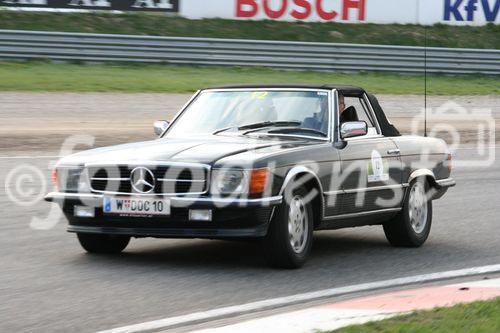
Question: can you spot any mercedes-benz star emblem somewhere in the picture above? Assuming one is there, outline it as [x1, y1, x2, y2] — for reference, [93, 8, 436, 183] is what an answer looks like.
[130, 167, 155, 194]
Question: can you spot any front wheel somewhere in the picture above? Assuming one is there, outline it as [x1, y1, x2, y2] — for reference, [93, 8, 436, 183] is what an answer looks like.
[77, 233, 130, 254]
[264, 185, 314, 268]
[383, 179, 432, 247]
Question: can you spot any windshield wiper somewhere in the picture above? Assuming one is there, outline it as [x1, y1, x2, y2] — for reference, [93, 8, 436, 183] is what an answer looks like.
[266, 127, 327, 138]
[212, 121, 301, 135]
[239, 121, 301, 130]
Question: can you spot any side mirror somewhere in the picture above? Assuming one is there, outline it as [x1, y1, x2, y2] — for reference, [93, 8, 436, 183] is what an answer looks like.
[154, 120, 170, 136]
[340, 121, 368, 139]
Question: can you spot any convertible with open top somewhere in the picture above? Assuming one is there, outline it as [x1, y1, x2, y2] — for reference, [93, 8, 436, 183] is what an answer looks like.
[45, 85, 455, 268]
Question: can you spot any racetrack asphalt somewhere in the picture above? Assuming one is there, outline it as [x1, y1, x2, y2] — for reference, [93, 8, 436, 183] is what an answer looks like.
[0, 93, 499, 332]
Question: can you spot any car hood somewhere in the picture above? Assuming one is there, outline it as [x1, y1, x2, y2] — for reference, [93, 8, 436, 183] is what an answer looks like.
[57, 135, 316, 167]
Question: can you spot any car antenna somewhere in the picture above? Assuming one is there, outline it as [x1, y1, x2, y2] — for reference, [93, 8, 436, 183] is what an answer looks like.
[424, 23, 428, 137]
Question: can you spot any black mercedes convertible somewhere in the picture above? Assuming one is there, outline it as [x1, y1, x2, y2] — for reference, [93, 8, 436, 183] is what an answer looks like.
[46, 85, 455, 268]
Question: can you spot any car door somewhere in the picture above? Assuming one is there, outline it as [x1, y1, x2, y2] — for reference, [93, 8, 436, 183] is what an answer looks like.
[337, 95, 403, 215]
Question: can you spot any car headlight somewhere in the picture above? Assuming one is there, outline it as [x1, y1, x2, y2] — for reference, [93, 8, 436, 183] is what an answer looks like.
[53, 167, 90, 193]
[211, 168, 269, 195]
[211, 169, 248, 195]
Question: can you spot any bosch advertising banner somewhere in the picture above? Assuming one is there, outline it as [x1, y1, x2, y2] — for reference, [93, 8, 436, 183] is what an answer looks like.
[180, 0, 499, 26]
[0, 0, 179, 12]
[234, 0, 366, 21]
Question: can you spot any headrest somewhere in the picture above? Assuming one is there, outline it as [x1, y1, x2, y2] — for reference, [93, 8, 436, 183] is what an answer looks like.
[341, 106, 359, 123]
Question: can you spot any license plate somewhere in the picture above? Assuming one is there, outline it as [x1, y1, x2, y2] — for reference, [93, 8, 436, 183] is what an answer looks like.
[103, 197, 170, 216]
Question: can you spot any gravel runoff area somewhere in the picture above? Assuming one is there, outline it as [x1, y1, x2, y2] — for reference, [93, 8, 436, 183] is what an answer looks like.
[1, 93, 499, 155]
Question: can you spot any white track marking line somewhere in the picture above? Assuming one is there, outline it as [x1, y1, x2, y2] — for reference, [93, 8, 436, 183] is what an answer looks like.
[193, 278, 500, 333]
[191, 308, 396, 333]
[97, 264, 500, 333]
[450, 277, 500, 289]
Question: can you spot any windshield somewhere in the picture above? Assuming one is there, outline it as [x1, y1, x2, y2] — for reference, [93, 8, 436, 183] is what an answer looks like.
[165, 90, 331, 138]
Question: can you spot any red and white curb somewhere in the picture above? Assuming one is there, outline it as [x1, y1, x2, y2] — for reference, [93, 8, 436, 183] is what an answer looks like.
[192, 278, 500, 333]
[99, 265, 500, 333]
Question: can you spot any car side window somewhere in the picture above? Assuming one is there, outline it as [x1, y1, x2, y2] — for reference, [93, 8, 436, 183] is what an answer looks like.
[344, 97, 379, 136]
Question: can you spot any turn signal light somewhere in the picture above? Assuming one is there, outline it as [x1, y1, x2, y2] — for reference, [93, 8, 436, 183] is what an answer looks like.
[249, 168, 270, 194]
[447, 153, 453, 173]
[51, 169, 59, 190]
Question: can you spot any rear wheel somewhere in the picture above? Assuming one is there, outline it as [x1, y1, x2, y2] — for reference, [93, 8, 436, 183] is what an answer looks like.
[265, 185, 314, 268]
[77, 233, 130, 254]
[383, 178, 432, 247]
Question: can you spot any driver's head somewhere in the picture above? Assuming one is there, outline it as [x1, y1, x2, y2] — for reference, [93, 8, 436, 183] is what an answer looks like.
[338, 94, 346, 114]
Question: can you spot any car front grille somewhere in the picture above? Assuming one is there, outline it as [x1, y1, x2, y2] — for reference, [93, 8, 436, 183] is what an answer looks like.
[87, 164, 209, 195]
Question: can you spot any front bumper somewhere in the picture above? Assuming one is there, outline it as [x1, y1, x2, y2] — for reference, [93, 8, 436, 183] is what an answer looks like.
[44, 192, 282, 208]
[66, 224, 270, 238]
[433, 177, 456, 200]
[45, 192, 282, 238]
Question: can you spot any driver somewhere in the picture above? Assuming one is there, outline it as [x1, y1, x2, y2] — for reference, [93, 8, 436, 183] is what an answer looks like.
[339, 94, 346, 114]
[339, 94, 359, 124]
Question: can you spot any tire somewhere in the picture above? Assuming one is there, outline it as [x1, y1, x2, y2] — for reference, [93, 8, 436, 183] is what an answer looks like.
[383, 178, 432, 247]
[77, 233, 130, 254]
[264, 185, 314, 268]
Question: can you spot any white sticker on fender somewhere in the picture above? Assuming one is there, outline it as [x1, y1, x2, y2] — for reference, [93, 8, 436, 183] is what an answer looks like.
[368, 150, 389, 183]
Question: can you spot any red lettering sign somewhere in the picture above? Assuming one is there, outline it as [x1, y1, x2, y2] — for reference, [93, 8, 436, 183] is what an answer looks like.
[342, 0, 365, 20]
[263, 0, 288, 18]
[236, 0, 258, 17]
[317, 0, 338, 20]
[291, 0, 312, 20]
[235, 0, 366, 21]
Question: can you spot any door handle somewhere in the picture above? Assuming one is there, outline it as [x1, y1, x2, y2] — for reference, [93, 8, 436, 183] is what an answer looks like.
[387, 149, 401, 155]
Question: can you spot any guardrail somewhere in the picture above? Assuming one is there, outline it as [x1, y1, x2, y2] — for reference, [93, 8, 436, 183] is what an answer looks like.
[0, 29, 499, 75]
